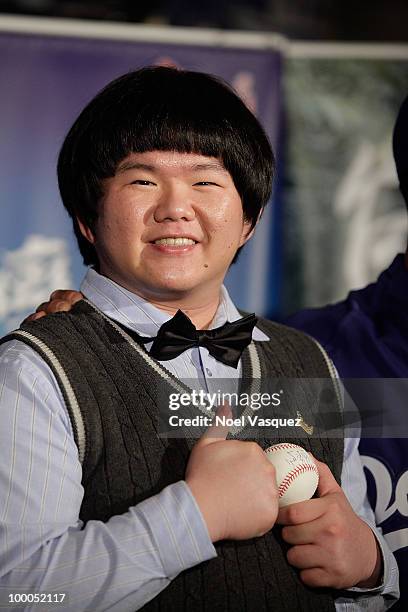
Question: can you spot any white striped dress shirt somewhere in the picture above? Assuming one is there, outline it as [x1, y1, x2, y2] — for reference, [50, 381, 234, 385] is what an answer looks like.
[0, 269, 399, 610]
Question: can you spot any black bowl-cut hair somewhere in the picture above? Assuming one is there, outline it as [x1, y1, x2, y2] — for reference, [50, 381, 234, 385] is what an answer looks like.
[57, 66, 275, 266]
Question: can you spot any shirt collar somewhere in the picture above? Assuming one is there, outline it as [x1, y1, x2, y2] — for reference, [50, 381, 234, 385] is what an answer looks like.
[80, 268, 268, 341]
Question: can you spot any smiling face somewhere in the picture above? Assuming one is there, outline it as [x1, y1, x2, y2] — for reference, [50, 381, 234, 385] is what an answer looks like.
[79, 150, 254, 306]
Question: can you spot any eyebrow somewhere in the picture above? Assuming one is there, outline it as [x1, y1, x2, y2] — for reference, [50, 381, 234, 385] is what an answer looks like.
[116, 160, 228, 175]
[116, 162, 155, 174]
[192, 163, 229, 174]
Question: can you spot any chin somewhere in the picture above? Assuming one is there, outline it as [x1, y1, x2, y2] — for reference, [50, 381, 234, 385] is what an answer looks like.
[152, 281, 198, 296]
[152, 272, 200, 289]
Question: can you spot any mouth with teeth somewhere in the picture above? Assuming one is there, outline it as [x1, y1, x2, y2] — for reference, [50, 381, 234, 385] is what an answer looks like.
[150, 237, 198, 252]
[154, 237, 196, 246]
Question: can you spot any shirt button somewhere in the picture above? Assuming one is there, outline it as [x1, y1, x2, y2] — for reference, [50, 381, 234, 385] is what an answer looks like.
[206, 368, 213, 377]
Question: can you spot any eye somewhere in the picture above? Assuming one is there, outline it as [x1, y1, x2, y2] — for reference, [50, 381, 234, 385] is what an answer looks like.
[194, 181, 219, 186]
[130, 179, 155, 186]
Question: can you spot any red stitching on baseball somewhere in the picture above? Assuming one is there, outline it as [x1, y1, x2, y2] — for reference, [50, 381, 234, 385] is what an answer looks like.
[278, 463, 318, 497]
[265, 443, 299, 454]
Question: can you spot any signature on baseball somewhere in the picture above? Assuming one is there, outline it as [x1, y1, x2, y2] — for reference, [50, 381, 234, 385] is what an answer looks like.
[264, 443, 319, 507]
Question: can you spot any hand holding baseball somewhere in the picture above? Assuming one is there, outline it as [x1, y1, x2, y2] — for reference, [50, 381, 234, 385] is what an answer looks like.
[277, 459, 382, 589]
[185, 405, 279, 543]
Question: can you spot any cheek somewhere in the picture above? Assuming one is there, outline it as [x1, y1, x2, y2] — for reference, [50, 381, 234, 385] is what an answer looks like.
[209, 195, 243, 227]
[97, 203, 144, 247]
[210, 209, 246, 251]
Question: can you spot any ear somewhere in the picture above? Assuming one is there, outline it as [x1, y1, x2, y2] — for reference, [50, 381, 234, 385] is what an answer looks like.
[77, 216, 96, 245]
[238, 223, 255, 247]
[238, 207, 264, 247]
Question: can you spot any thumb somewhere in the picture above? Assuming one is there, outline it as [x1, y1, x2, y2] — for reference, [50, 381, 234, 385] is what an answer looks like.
[315, 459, 342, 497]
[199, 403, 232, 446]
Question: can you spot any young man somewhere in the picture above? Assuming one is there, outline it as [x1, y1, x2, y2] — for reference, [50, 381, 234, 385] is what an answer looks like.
[0, 67, 398, 611]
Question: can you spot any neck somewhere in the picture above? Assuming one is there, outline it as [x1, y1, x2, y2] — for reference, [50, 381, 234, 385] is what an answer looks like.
[98, 271, 225, 329]
[122, 280, 222, 329]
[147, 294, 221, 329]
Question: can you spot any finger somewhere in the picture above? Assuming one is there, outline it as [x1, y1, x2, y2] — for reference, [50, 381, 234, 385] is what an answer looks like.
[199, 403, 232, 446]
[50, 289, 83, 303]
[277, 497, 326, 525]
[35, 302, 50, 313]
[22, 311, 46, 324]
[299, 568, 332, 588]
[281, 519, 321, 545]
[315, 460, 342, 497]
[45, 300, 72, 314]
[35, 301, 70, 315]
[287, 544, 327, 570]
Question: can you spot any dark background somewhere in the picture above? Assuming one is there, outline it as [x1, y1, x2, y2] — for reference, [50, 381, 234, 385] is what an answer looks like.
[1, 0, 407, 42]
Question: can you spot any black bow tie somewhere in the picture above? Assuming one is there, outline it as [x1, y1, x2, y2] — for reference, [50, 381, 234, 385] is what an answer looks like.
[140, 309, 257, 368]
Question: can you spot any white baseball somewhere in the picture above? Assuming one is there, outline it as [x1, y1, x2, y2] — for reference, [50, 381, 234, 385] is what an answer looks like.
[264, 443, 319, 507]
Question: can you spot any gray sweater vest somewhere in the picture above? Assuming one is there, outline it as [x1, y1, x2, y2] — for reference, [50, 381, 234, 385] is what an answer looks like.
[5, 300, 344, 612]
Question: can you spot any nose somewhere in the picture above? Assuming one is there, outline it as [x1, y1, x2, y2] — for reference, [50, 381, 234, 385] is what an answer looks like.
[153, 183, 196, 223]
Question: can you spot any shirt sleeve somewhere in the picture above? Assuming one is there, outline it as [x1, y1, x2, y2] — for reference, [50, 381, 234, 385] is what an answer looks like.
[334, 435, 399, 611]
[0, 340, 216, 611]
